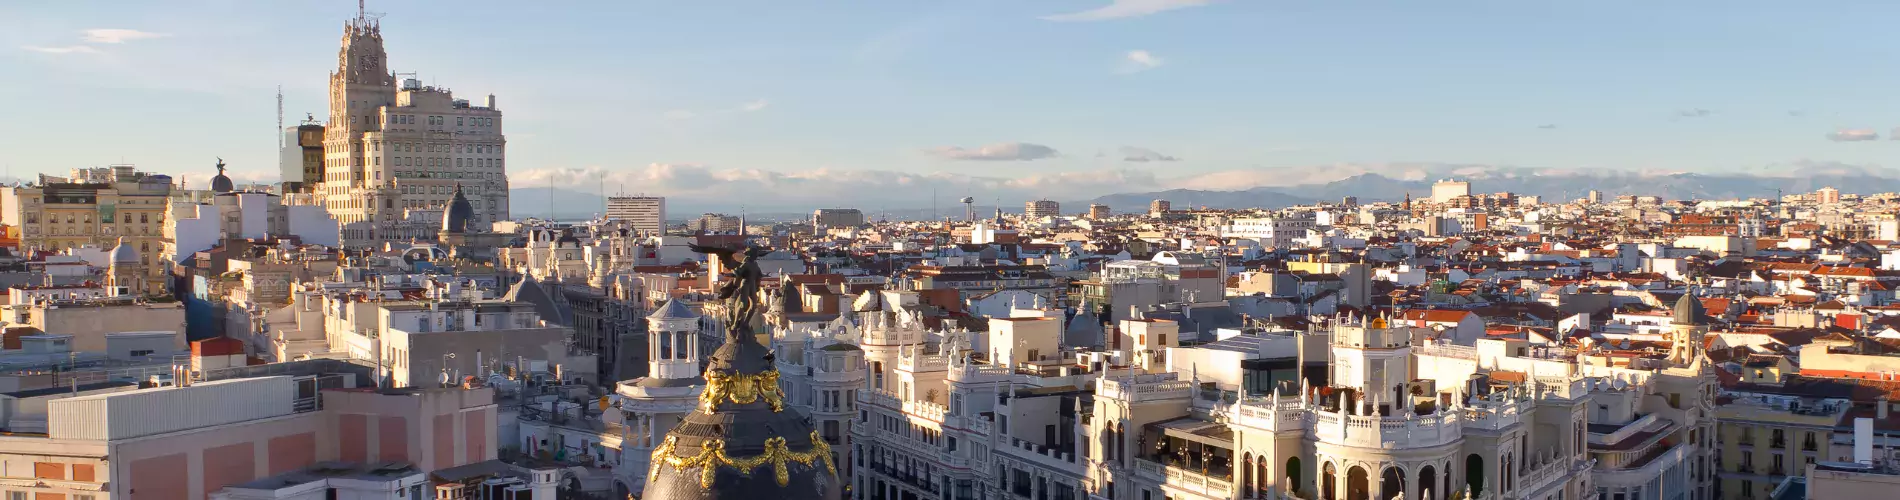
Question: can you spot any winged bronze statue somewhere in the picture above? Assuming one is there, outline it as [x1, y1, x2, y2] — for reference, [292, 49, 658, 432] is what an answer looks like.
[689, 243, 772, 339]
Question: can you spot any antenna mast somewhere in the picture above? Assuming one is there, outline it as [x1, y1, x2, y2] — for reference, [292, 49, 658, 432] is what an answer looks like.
[276, 86, 284, 151]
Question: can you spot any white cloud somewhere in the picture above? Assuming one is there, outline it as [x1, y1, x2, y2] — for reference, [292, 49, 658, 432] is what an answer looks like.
[1676, 108, 1712, 118]
[1119, 146, 1177, 162]
[1828, 129, 1879, 142]
[741, 99, 770, 112]
[515, 163, 1161, 210]
[80, 29, 169, 44]
[1119, 50, 1163, 73]
[22, 45, 100, 55]
[926, 142, 1060, 161]
[1043, 0, 1212, 22]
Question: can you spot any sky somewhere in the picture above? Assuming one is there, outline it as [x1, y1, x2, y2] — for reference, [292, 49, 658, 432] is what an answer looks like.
[6, 0, 1900, 210]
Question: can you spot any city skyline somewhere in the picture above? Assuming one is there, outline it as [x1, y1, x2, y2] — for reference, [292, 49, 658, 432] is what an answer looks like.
[9, 1, 1900, 209]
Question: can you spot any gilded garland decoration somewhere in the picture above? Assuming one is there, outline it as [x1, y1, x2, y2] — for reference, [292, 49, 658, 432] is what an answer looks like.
[700, 370, 786, 412]
[648, 430, 839, 488]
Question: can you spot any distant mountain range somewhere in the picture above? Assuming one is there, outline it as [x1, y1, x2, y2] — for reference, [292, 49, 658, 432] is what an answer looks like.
[510, 162, 1900, 220]
[1077, 170, 1900, 211]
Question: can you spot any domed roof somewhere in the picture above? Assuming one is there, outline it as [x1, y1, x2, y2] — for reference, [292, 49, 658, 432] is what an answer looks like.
[210, 158, 234, 193]
[648, 298, 699, 321]
[441, 184, 474, 234]
[109, 237, 139, 264]
[1672, 293, 1706, 326]
[642, 339, 839, 500]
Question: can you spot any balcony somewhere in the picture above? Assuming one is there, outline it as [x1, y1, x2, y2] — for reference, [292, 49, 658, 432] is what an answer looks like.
[867, 462, 940, 494]
[999, 437, 1076, 469]
[947, 362, 1013, 383]
[1311, 409, 1462, 448]
[1771, 438, 1786, 449]
[1134, 459, 1233, 499]
[1098, 373, 1191, 401]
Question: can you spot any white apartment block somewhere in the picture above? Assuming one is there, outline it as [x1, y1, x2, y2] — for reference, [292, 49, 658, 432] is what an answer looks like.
[1223, 216, 1317, 250]
[607, 196, 666, 235]
[1432, 180, 1472, 204]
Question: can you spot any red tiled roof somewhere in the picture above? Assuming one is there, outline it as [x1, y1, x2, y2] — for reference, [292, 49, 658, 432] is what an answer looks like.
[1402, 309, 1474, 323]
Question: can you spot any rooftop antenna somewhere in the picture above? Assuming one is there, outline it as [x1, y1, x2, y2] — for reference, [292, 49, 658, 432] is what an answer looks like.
[276, 86, 284, 152]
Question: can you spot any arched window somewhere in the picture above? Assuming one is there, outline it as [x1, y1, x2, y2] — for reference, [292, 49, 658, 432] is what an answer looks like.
[1419, 465, 1438, 500]
[1346, 466, 1369, 500]
[1323, 462, 1337, 500]
[1380, 467, 1404, 500]
[1242, 454, 1254, 499]
[1466, 454, 1486, 498]
[1285, 456, 1302, 497]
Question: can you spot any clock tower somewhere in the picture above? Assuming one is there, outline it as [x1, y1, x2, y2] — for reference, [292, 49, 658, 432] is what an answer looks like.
[322, 9, 398, 244]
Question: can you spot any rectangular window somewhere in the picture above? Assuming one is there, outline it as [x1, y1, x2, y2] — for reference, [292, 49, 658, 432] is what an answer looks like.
[33, 462, 64, 480]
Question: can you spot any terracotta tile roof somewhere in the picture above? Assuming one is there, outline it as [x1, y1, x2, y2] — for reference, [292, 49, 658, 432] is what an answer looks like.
[1401, 309, 1475, 323]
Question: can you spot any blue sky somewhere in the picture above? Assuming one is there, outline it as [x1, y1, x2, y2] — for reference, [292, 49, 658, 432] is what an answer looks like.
[5, 0, 1900, 208]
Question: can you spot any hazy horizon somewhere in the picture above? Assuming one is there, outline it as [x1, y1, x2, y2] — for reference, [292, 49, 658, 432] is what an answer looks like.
[10, 1, 1900, 209]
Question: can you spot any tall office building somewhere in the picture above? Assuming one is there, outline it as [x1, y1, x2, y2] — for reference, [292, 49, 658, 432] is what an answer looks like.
[319, 11, 509, 247]
[278, 123, 324, 193]
[606, 196, 665, 235]
[812, 208, 865, 228]
[1816, 186, 1842, 205]
[1088, 203, 1111, 219]
[1024, 199, 1061, 219]
[1431, 179, 1471, 203]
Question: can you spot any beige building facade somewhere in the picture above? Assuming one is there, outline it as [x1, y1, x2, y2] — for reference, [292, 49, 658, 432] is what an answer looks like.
[321, 15, 509, 247]
[0, 166, 172, 269]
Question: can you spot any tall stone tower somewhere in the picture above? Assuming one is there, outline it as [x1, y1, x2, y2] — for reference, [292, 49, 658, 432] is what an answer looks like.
[323, 10, 397, 241]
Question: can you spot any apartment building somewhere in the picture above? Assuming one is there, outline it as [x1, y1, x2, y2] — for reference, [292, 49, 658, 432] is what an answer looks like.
[1025, 200, 1061, 220]
[0, 359, 499, 500]
[814, 208, 868, 228]
[605, 197, 666, 236]
[0, 166, 172, 267]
